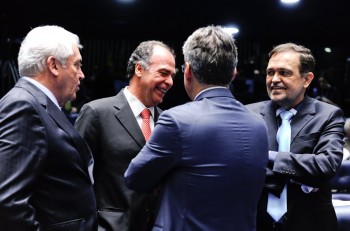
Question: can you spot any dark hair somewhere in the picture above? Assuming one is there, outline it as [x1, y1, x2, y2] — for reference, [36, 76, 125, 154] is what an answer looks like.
[182, 25, 238, 85]
[269, 43, 315, 76]
[125, 40, 175, 79]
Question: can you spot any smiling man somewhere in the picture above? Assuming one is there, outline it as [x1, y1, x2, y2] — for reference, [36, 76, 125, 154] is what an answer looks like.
[75, 40, 176, 231]
[124, 25, 269, 231]
[246, 43, 345, 231]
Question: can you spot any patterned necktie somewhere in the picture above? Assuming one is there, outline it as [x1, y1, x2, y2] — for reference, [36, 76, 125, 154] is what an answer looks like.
[140, 108, 152, 141]
[267, 110, 294, 222]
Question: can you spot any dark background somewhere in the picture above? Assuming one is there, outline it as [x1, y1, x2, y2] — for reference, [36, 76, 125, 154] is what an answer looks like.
[1, 0, 350, 115]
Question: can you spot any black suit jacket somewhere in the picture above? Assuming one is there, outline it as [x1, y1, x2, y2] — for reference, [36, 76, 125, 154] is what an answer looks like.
[246, 96, 344, 231]
[0, 78, 97, 230]
[75, 90, 161, 231]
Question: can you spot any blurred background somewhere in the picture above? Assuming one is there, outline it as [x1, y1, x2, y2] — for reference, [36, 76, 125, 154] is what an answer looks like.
[1, 0, 350, 116]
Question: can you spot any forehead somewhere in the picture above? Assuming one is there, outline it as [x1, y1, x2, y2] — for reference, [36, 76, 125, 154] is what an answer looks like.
[149, 45, 175, 65]
[267, 51, 300, 70]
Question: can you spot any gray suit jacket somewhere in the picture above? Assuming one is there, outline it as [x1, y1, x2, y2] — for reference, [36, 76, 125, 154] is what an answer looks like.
[0, 78, 97, 230]
[75, 90, 161, 231]
[246, 96, 345, 230]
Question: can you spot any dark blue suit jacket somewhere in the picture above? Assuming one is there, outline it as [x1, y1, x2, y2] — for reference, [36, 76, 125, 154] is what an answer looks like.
[0, 78, 97, 230]
[125, 88, 269, 231]
[246, 96, 344, 231]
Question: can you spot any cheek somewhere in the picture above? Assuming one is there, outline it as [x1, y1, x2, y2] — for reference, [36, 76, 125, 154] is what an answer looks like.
[287, 84, 302, 96]
[71, 71, 79, 82]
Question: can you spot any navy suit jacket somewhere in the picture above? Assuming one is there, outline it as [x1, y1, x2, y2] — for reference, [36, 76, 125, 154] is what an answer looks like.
[246, 96, 344, 230]
[75, 90, 162, 231]
[0, 78, 97, 230]
[125, 88, 269, 231]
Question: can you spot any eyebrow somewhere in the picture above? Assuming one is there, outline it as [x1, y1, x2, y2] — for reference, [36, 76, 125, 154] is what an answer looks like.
[159, 68, 174, 74]
[74, 59, 83, 64]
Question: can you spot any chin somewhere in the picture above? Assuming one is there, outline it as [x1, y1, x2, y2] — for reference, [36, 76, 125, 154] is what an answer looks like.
[69, 95, 77, 102]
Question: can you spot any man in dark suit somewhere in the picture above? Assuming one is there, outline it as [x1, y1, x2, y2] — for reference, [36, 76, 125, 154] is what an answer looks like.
[74, 41, 176, 231]
[0, 25, 97, 230]
[124, 25, 269, 231]
[246, 43, 345, 231]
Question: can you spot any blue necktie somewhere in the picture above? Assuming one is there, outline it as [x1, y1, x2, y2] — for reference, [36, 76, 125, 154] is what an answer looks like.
[267, 110, 294, 222]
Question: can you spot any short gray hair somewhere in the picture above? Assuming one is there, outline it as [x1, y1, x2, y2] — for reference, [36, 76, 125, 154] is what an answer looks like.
[18, 25, 82, 77]
[125, 40, 175, 79]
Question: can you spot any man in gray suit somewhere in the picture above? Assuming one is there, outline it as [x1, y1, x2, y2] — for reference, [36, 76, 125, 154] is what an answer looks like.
[0, 25, 97, 230]
[75, 40, 176, 231]
[246, 43, 344, 231]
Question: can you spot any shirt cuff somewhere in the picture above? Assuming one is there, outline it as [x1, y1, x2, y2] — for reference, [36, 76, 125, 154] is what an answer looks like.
[301, 185, 319, 193]
[268, 151, 278, 162]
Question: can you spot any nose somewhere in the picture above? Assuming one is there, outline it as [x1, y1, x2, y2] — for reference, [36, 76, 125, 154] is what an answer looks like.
[271, 73, 281, 82]
[165, 75, 173, 87]
[79, 69, 85, 80]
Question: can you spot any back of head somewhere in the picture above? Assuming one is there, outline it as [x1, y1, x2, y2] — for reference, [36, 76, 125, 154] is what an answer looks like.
[125, 40, 175, 79]
[182, 25, 238, 85]
[18, 25, 82, 77]
[269, 42, 315, 76]
[345, 118, 350, 138]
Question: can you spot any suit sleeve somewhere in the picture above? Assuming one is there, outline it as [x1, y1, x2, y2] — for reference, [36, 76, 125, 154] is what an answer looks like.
[0, 99, 47, 230]
[74, 104, 99, 158]
[124, 110, 181, 192]
[273, 107, 344, 187]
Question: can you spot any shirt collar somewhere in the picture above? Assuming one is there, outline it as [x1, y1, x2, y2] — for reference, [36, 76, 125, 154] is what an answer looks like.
[194, 86, 227, 101]
[22, 77, 61, 109]
[123, 87, 154, 118]
[276, 107, 297, 117]
[275, 98, 305, 117]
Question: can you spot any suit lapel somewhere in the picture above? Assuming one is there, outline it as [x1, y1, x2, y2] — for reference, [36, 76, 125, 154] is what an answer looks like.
[46, 100, 83, 147]
[113, 92, 145, 148]
[259, 101, 279, 151]
[46, 101, 91, 172]
[112, 91, 163, 148]
[18, 78, 91, 175]
[290, 96, 316, 145]
[259, 97, 316, 150]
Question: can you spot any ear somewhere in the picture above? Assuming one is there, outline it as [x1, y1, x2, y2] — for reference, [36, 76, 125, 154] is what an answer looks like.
[231, 67, 237, 81]
[303, 72, 314, 89]
[183, 62, 192, 81]
[47, 56, 59, 77]
[135, 63, 142, 77]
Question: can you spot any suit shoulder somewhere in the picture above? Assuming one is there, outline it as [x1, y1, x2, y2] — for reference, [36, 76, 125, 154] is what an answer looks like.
[82, 95, 119, 109]
[245, 107, 268, 126]
[159, 103, 195, 120]
[245, 100, 268, 112]
[311, 97, 344, 115]
[0, 88, 39, 109]
[245, 100, 268, 107]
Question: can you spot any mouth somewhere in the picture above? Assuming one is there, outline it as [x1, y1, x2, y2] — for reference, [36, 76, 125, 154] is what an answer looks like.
[156, 86, 168, 95]
[271, 86, 286, 91]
